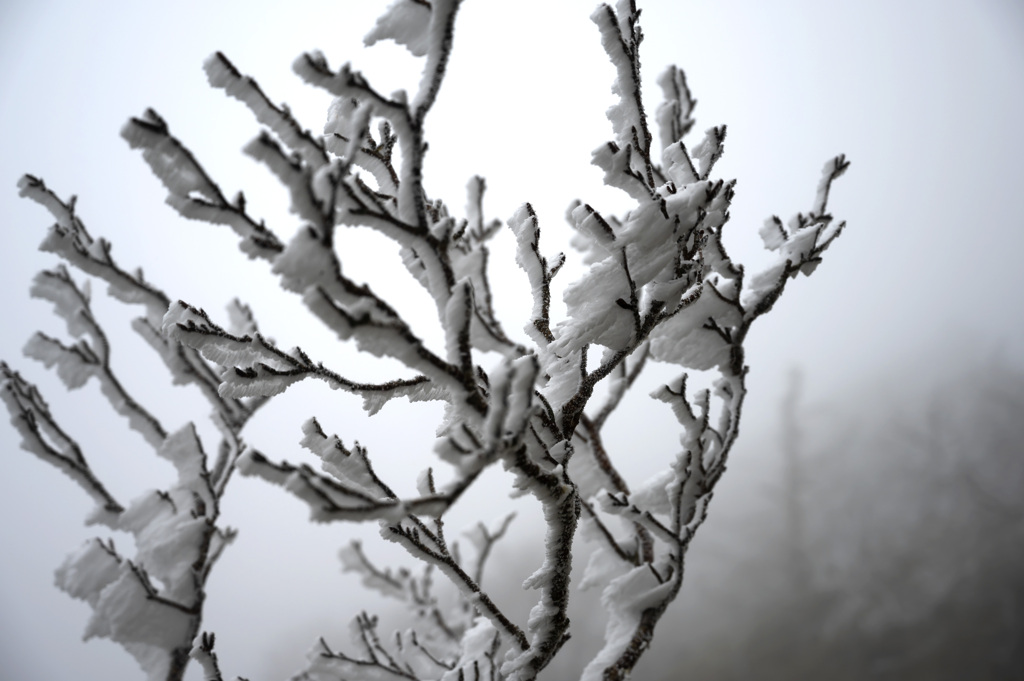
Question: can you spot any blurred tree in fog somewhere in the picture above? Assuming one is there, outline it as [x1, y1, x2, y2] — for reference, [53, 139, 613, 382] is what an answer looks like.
[642, 360, 1024, 680]
[831, 360, 1024, 678]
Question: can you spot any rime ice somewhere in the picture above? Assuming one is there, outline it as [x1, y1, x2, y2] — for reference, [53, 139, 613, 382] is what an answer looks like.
[4, 1, 847, 679]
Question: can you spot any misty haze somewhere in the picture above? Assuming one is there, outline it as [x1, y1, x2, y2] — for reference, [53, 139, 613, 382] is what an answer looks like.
[1, 1, 1022, 679]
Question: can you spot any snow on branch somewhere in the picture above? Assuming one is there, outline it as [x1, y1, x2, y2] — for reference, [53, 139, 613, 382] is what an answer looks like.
[743, 154, 850, 320]
[365, 0, 433, 57]
[6, 1, 849, 679]
[163, 299, 449, 414]
[24, 266, 168, 449]
[508, 203, 563, 346]
[10, 181, 251, 425]
[592, 0, 656, 188]
[2, 364, 242, 679]
[0, 362, 124, 523]
[17, 175, 171, 327]
[189, 631, 226, 681]
[9, 179, 259, 679]
[655, 65, 696, 154]
[205, 51, 330, 171]
[366, 0, 464, 121]
[327, 519, 518, 681]
[121, 109, 285, 261]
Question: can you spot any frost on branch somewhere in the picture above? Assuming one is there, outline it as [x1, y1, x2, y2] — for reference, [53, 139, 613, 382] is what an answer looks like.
[6, 183, 257, 680]
[6, 0, 848, 679]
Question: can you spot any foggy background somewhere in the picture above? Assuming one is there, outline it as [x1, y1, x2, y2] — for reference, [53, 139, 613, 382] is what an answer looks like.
[1, 0, 1022, 679]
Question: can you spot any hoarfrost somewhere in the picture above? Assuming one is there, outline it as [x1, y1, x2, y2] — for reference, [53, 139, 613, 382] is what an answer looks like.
[4, 0, 849, 678]
[364, 0, 432, 57]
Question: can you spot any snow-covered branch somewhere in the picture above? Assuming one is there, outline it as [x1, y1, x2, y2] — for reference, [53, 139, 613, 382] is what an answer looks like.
[6, 184, 260, 679]
[5, 1, 848, 679]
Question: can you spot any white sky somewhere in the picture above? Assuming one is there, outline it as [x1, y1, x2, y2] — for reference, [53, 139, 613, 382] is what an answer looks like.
[1, 1, 1022, 679]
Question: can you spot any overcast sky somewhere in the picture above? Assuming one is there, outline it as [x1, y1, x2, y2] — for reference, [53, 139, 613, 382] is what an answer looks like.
[1, 1, 1022, 679]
